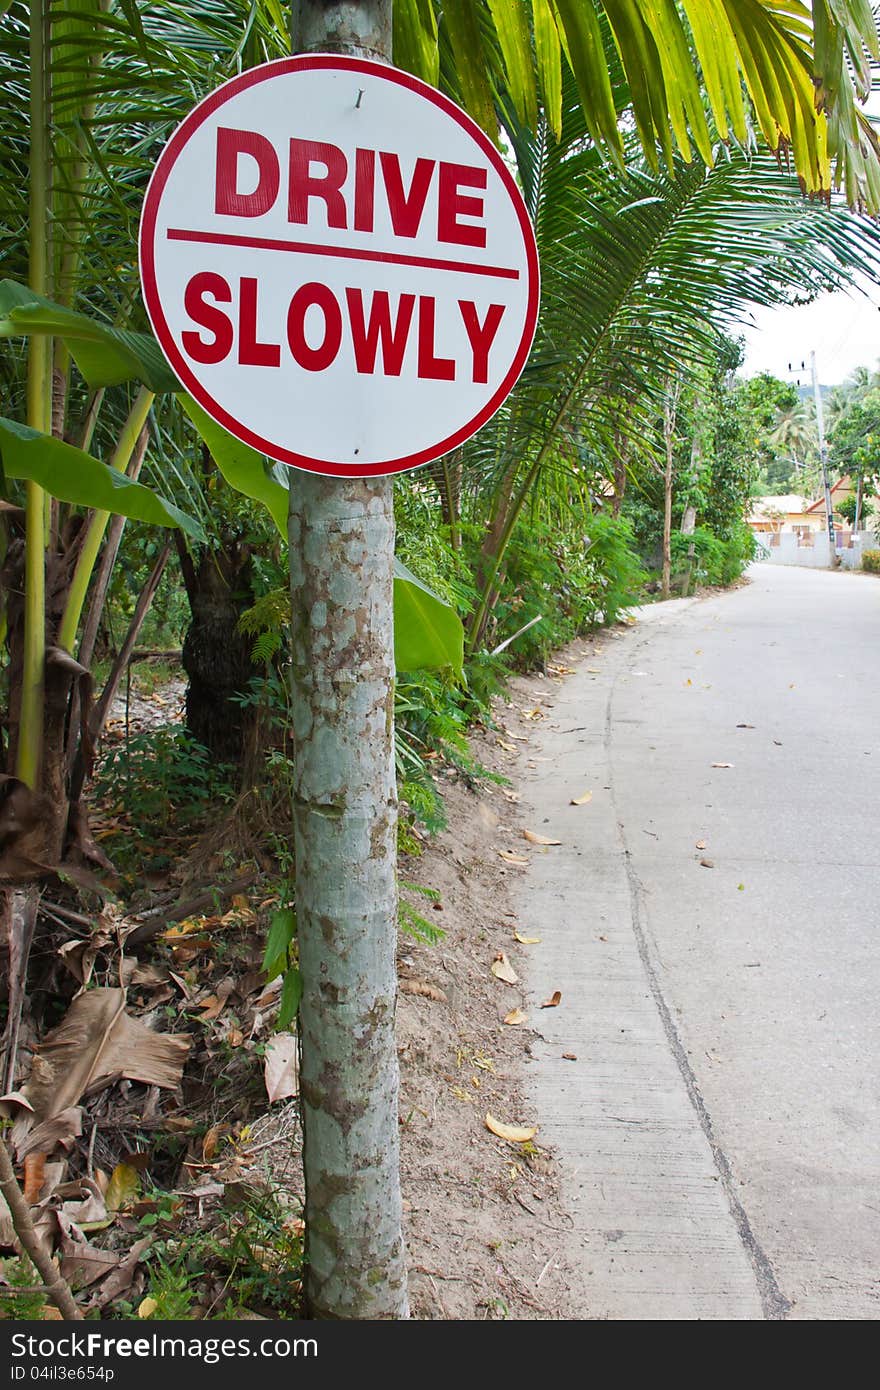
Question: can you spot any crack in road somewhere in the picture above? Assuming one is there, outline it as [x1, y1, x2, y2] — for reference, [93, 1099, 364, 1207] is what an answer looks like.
[605, 619, 792, 1321]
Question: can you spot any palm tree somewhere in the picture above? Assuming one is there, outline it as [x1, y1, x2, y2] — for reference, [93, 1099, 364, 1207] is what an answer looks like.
[457, 87, 880, 647]
[4, 0, 880, 1322]
[767, 400, 821, 485]
[397, 1, 880, 211]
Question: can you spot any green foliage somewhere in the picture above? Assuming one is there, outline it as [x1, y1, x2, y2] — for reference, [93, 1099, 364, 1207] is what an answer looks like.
[829, 386, 880, 501]
[482, 513, 646, 669]
[262, 908, 296, 983]
[238, 588, 289, 665]
[0, 1255, 48, 1319]
[398, 881, 445, 946]
[862, 549, 880, 573]
[278, 968, 303, 1030]
[837, 494, 873, 525]
[395, 483, 477, 615]
[0, 414, 203, 538]
[93, 729, 235, 864]
[741, 371, 800, 491]
[672, 522, 756, 586]
[136, 1189, 304, 1320]
[585, 514, 650, 624]
[260, 906, 301, 1029]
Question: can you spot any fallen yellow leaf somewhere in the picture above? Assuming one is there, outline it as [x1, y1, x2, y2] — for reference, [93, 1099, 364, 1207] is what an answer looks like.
[138, 1297, 158, 1320]
[570, 790, 593, 806]
[540, 990, 562, 1008]
[491, 952, 518, 984]
[503, 1008, 528, 1025]
[514, 931, 542, 945]
[498, 850, 529, 865]
[105, 1161, 140, 1213]
[485, 1113, 538, 1143]
[523, 829, 561, 846]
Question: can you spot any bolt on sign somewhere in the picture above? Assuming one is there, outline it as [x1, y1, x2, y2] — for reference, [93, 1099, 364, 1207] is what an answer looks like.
[140, 55, 539, 478]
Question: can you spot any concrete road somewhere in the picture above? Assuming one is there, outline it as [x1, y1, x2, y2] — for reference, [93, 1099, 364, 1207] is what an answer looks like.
[518, 564, 880, 1320]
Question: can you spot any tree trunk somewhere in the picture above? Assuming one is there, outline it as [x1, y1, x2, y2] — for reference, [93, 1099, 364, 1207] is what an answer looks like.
[176, 537, 256, 766]
[661, 387, 679, 600]
[289, 0, 407, 1322]
[289, 474, 407, 1320]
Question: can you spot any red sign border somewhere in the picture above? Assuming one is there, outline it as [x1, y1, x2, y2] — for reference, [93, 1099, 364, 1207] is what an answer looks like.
[139, 54, 540, 479]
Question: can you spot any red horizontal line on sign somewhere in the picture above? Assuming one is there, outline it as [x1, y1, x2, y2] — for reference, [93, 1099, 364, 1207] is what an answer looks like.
[166, 228, 520, 280]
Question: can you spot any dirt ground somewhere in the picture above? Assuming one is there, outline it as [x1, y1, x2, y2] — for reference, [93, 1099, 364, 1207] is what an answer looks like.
[397, 635, 608, 1320]
[9, 649, 607, 1321]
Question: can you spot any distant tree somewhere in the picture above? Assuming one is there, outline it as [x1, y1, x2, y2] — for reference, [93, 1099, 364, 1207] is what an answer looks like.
[766, 400, 820, 492]
[829, 386, 880, 526]
[739, 373, 800, 490]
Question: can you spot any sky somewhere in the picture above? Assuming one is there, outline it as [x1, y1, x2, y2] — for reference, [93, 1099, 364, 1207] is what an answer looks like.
[739, 91, 880, 390]
[738, 277, 880, 388]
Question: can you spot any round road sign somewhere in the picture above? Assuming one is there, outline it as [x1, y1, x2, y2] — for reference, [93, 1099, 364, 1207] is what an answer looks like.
[139, 55, 539, 478]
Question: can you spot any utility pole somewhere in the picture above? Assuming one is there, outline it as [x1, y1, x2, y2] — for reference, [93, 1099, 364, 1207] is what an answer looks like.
[787, 353, 838, 566]
[809, 350, 839, 565]
[288, 1, 408, 1319]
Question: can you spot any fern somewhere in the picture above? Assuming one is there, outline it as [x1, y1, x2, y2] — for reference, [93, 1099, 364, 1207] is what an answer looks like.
[398, 880, 445, 946]
[238, 588, 288, 665]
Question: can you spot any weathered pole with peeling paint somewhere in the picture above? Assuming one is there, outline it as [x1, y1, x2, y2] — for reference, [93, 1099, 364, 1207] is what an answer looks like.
[288, 0, 409, 1320]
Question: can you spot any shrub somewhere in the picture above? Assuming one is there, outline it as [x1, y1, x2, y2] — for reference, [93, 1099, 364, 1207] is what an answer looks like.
[671, 521, 754, 587]
[480, 513, 647, 669]
[862, 549, 880, 573]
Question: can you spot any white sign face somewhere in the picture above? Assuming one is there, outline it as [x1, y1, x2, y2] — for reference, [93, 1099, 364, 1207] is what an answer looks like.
[140, 55, 539, 477]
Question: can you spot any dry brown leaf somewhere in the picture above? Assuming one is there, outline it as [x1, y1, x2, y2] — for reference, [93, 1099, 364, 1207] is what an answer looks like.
[570, 790, 593, 806]
[264, 1034, 299, 1104]
[540, 990, 562, 1008]
[498, 850, 529, 865]
[699, 858, 715, 869]
[201, 1124, 228, 1162]
[226, 1026, 244, 1047]
[85, 1236, 152, 1309]
[60, 1181, 110, 1233]
[485, 1113, 538, 1143]
[399, 979, 448, 1002]
[695, 840, 707, 850]
[513, 931, 542, 945]
[0, 1191, 17, 1247]
[12, 988, 190, 1159]
[711, 762, 734, 769]
[503, 1008, 528, 1026]
[22, 1152, 46, 1203]
[193, 991, 230, 1022]
[562, 1053, 578, 1061]
[522, 829, 561, 846]
[490, 952, 518, 985]
[0, 1090, 35, 1117]
[58, 1221, 121, 1289]
[162, 1117, 195, 1134]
